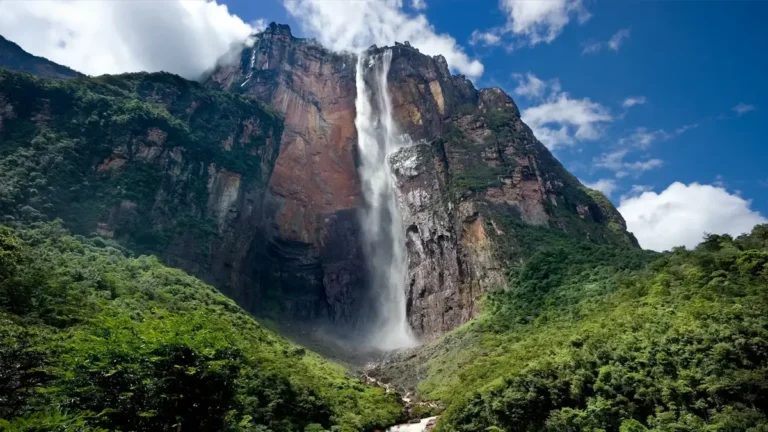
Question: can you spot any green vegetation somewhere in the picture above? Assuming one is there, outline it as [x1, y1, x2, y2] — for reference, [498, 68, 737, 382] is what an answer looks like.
[0, 223, 401, 431]
[409, 226, 768, 432]
[0, 68, 281, 254]
[442, 123, 508, 198]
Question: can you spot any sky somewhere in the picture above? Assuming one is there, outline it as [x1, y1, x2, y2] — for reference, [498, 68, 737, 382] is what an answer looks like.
[0, 0, 766, 251]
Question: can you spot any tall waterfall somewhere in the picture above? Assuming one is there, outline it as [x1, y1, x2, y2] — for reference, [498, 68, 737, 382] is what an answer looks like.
[355, 49, 418, 350]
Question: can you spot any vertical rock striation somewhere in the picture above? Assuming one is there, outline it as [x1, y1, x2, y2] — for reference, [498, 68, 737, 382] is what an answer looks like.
[207, 23, 366, 325]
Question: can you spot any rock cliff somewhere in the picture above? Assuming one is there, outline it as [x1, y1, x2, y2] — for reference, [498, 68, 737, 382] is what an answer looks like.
[0, 69, 283, 318]
[1, 26, 638, 344]
[364, 43, 638, 339]
[207, 23, 366, 325]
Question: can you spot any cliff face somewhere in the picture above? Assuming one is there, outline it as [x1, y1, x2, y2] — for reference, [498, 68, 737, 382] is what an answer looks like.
[0, 69, 283, 316]
[1, 27, 637, 344]
[366, 44, 638, 339]
[207, 24, 366, 324]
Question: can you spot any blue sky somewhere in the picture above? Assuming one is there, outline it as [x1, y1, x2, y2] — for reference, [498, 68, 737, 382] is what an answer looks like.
[1, 0, 765, 250]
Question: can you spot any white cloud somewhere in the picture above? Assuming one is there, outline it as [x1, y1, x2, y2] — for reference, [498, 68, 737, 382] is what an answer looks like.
[732, 103, 757, 116]
[512, 73, 611, 150]
[624, 158, 664, 172]
[619, 182, 767, 251]
[469, 30, 502, 46]
[0, 0, 257, 79]
[512, 72, 560, 99]
[622, 96, 646, 108]
[283, 0, 484, 78]
[500, 0, 590, 45]
[583, 28, 630, 54]
[522, 95, 612, 150]
[595, 149, 663, 178]
[675, 123, 699, 134]
[411, 0, 427, 10]
[583, 178, 618, 197]
[608, 28, 631, 50]
[595, 122, 696, 178]
[251, 18, 268, 32]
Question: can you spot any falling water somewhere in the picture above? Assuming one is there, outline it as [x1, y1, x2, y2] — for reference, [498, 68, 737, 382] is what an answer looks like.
[355, 49, 418, 350]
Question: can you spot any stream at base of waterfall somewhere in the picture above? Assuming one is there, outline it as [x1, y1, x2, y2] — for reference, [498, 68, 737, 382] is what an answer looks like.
[387, 417, 439, 432]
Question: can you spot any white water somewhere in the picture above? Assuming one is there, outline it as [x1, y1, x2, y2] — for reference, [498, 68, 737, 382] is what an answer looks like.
[387, 417, 439, 432]
[355, 49, 418, 350]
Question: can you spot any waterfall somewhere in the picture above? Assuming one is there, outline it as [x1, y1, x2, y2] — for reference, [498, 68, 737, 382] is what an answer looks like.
[355, 49, 418, 350]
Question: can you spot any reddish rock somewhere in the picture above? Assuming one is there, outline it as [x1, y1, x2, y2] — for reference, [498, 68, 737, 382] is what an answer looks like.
[208, 23, 365, 324]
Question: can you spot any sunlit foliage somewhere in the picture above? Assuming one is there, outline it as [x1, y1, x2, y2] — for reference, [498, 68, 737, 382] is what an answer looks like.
[0, 223, 401, 431]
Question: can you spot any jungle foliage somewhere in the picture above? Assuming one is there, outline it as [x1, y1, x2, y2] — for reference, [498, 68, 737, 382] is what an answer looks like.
[0, 68, 281, 254]
[0, 223, 401, 432]
[416, 226, 768, 432]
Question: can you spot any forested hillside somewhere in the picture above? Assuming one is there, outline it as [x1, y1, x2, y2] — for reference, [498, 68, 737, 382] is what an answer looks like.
[0, 223, 401, 431]
[375, 225, 768, 432]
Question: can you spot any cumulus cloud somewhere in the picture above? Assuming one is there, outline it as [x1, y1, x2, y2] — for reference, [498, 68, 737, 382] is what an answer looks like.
[512, 73, 612, 150]
[582, 28, 631, 54]
[583, 178, 618, 197]
[500, 0, 590, 45]
[523, 94, 612, 149]
[619, 182, 767, 251]
[622, 96, 646, 108]
[283, 0, 484, 78]
[0, 0, 257, 79]
[732, 103, 757, 116]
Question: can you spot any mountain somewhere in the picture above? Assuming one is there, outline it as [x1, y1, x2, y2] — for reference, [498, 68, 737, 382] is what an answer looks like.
[1, 25, 767, 432]
[206, 23, 638, 340]
[0, 67, 289, 323]
[1, 25, 636, 344]
[0, 35, 83, 79]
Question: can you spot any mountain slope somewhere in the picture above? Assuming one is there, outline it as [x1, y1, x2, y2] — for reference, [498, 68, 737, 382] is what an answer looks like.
[0, 66, 292, 323]
[0, 35, 82, 79]
[0, 223, 401, 431]
[372, 226, 768, 431]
